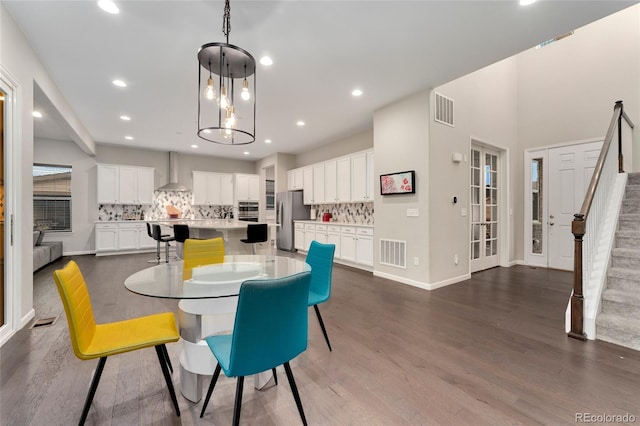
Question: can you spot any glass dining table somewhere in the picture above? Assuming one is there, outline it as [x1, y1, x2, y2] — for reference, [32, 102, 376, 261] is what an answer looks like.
[124, 254, 311, 403]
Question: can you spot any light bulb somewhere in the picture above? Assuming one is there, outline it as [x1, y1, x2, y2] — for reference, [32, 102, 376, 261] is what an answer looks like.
[225, 106, 236, 127]
[241, 79, 250, 101]
[219, 85, 229, 110]
[205, 77, 215, 100]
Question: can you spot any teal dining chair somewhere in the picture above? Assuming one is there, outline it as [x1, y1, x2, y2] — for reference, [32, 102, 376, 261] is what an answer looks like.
[200, 271, 312, 426]
[306, 240, 336, 351]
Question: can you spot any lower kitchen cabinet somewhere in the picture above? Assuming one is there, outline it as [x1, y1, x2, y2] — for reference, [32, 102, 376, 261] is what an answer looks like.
[96, 222, 157, 255]
[294, 223, 305, 251]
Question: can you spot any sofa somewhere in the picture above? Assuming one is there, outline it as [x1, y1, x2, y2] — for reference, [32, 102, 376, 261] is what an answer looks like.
[33, 230, 63, 272]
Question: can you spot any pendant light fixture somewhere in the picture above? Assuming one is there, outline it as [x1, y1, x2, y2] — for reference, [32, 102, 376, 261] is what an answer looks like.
[197, 0, 256, 145]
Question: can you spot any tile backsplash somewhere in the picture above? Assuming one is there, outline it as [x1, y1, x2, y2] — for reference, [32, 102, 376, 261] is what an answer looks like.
[311, 202, 374, 225]
[98, 190, 233, 221]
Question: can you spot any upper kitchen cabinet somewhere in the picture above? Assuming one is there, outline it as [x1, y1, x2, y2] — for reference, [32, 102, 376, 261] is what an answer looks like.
[302, 166, 314, 205]
[192, 171, 234, 205]
[324, 157, 351, 203]
[351, 151, 374, 202]
[234, 173, 259, 202]
[287, 167, 304, 191]
[97, 164, 154, 204]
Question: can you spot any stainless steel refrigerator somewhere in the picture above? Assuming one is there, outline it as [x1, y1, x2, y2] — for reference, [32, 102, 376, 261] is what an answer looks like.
[276, 191, 310, 251]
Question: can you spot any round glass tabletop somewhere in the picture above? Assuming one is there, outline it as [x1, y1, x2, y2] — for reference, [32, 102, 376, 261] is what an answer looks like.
[124, 255, 310, 299]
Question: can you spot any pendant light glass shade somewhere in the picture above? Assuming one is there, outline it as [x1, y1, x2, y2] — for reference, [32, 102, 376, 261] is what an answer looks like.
[197, 2, 256, 145]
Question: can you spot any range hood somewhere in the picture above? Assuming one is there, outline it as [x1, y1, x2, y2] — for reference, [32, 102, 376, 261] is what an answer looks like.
[156, 151, 189, 192]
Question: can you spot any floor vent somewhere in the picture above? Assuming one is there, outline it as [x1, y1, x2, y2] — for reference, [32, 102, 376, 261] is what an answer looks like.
[434, 92, 454, 127]
[380, 239, 406, 269]
[30, 316, 57, 329]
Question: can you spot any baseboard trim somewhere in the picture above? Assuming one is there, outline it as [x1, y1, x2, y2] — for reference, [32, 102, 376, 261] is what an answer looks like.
[20, 309, 36, 329]
[506, 260, 525, 267]
[95, 248, 157, 257]
[63, 250, 95, 256]
[373, 271, 471, 291]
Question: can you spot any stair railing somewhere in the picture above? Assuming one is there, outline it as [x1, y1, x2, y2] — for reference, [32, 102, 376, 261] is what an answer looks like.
[569, 101, 635, 340]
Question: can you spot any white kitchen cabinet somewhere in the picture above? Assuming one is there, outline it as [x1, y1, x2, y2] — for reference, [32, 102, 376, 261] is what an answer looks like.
[340, 226, 357, 262]
[294, 222, 305, 251]
[118, 223, 139, 250]
[302, 166, 314, 205]
[336, 157, 352, 202]
[97, 164, 154, 205]
[313, 163, 325, 204]
[118, 166, 154, 204]
[137, 224, 156, 249]
[288, 168, 304, 191]
[315, 224, 328, 244]
[351, 151, 374, 202]
[95, 223, 118, 252]
[304, 223, 316, 251]
[193, 171, 234, 205]
[324, 160, 337, 203]
[97, 164, 119, 204]
[327, 225, 341, 258]
[355, 227, 374, 266]
[234, 173, 260, 202]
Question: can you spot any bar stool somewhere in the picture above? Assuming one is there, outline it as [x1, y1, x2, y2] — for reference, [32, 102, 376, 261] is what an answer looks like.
[173, 224, 190, 259]
[152, 224, 175, 263]
[146, 223, 171, 263]
[240, 223, 268, 255]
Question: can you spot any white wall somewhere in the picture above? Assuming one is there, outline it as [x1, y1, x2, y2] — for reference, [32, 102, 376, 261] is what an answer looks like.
[517, 5, 640, 167]
[374, 90, 431, 286]
[34, 138, 97, 254]
[295, 129, 373, 167]
[430, 57, 519, 283]
[0, 3, 95, 331]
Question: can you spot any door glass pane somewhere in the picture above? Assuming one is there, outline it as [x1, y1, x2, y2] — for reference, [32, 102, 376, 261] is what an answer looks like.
[531, 158, 543, 254]
[473, 242, 480, 260]
[472, 224, 480, 241]
[486, 240, 491, 256]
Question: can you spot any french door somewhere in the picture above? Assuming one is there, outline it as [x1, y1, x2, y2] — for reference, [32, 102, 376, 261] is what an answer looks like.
[470, 145, 500, 273]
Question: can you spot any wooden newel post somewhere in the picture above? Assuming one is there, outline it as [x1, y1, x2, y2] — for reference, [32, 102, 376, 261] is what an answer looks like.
[569, 214, 587, 340]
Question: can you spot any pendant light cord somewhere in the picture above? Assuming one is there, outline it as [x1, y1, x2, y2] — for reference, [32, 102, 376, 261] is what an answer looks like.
[222, 0, 231, 43]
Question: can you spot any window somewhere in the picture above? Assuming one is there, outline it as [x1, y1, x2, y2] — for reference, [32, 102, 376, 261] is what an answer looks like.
[33, 164, 72, 231]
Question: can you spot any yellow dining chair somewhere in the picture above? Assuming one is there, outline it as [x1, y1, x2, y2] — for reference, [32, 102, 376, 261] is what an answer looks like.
[53, 260, 181, 426]
[182, 237, 225, 280]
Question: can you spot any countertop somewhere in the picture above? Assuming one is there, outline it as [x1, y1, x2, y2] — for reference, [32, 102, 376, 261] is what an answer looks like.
[95, 218, 226, 224]
[294, 220, 373, 227]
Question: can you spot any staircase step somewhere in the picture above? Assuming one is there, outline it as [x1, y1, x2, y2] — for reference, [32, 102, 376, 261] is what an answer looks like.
[596, 312, 640, 351]
[602, 289, 640, 316]
[622, 199, 640, 214]
[626, 185, 640, 200]
[615, 230, 640, 249]
[607, 267, 640, 291]
[611, 248, 640, 269]
[618, 214, 640, 232]
[627, 173, 640, 186]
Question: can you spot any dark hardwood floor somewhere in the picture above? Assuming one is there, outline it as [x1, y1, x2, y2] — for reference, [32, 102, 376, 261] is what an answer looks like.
[1, 253, 639, 425]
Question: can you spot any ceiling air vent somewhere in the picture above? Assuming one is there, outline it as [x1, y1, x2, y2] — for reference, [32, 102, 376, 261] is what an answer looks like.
[434, 92, 454, 127]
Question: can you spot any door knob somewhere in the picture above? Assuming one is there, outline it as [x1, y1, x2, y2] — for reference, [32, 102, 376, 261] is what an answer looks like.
[550, 222, 555, 226]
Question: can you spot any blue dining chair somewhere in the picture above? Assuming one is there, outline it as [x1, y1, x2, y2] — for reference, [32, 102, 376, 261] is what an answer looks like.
[200, 271, 312, 425]
[306, 240, 336, 351]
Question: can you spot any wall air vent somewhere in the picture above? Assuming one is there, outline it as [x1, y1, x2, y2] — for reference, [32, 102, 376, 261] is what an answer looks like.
[434, 92, 454, 127]
[380, 239, 406, 269]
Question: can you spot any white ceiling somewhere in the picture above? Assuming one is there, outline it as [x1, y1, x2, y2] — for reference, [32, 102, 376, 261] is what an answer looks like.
[6, 0, 637, 161]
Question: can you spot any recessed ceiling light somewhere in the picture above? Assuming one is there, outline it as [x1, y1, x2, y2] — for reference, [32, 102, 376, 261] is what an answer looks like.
[191, 144, 199, 149]
[124, 136, 133, 140]
[296, 121, 305, 127]
[519, 0, 537, 5]
[97, 0, 119, 14]
[112, 79, 127, 87]
[243, 151, 250, 155]
[120, 115, 131, 121]
[264, 139, 272, 144]
[260, 56, 273, 66]
[32, 111, 43, 118]
[351, 89, 363, 97]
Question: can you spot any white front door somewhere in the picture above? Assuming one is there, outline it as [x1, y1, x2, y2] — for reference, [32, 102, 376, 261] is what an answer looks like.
[547, 141, 602, 270]
[470, 146, 500, 273]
